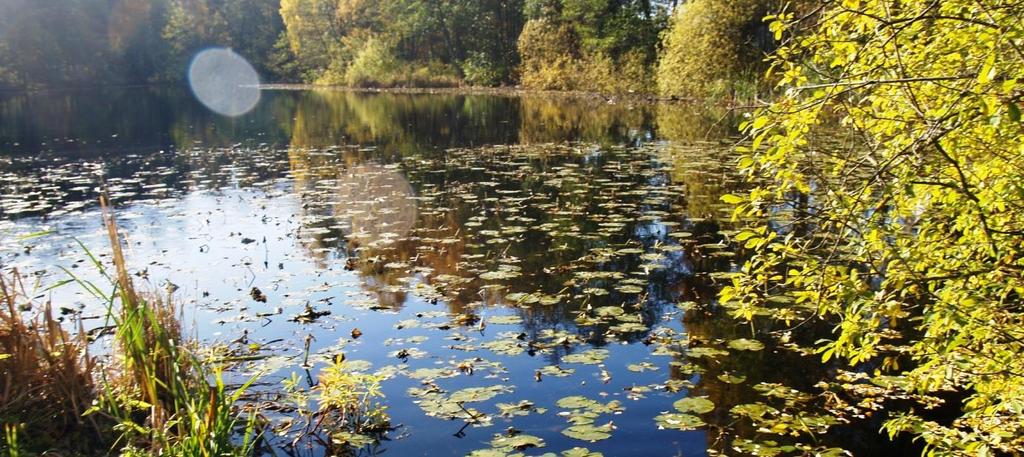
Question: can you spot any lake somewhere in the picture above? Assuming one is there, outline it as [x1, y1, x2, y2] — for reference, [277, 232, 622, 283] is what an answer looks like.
[0, 87, 903, 456]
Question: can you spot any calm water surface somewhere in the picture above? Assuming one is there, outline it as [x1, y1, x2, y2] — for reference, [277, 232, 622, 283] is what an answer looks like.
[0, 88, 896, 456]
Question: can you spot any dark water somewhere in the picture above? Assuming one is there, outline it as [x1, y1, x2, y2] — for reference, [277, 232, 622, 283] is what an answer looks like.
[0, 88, 901, 456]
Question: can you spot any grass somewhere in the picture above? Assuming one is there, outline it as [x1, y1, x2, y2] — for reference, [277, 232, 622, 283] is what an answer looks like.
[0, 197, 260, 456]
[1, 196, 392, 456]
[0, 269, 103, 454]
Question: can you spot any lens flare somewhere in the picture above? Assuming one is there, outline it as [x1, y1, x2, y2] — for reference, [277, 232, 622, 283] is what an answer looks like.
[188, 48, 260, 117]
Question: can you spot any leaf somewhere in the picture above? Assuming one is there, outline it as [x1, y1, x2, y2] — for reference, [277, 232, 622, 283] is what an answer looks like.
[626, 362, 658, 372]
[491, 433, 545, 451]
[721, 194, 744, 204]
[562, 423, 613, 441]
[717, 373, 747, 384]
[655, 413, 705, 430]
[752, 115, 770, 130]
[1008, 102, 1021, 122]
[488, 315, 524, 325]
[468, 450, 523, 457]
[496, 400, 544, 417]
[728, 338, 765, 351]
[449, 385, 512, 403]
[672, 397, 715, 414]
[979, 53, 996, 84]
[332, 431, 375, 447]
[563, 349, 609, 365]
[539, 365, 575, 377]
[557, 396, 601, 409]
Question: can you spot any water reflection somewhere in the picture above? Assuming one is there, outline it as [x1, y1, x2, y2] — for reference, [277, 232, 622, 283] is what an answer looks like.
[0, 89, 899, 456]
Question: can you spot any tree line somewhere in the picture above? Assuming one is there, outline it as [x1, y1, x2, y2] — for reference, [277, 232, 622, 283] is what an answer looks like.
[0, 0, 791, 98]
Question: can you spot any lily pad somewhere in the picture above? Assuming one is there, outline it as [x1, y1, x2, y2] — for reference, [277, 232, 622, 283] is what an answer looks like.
[626, 362, 658, 372]
[488, 315, 524, 325]
[687, 347, 728, 359]
[728, 338, 765, 351]
[563, 349, 609, 365]
[717, 373, 747, 384]
[491, 433, 545, 451]
[672, 396, 715, 414]
[557, 396, 602, 410]
[450, 385, 512, 403]
[561, 423, 613, 442]
[332, 431, 375, 447]
[497, 400, 545, 417]
[539, 365, 575, 377]
[655, 413, 705, 430]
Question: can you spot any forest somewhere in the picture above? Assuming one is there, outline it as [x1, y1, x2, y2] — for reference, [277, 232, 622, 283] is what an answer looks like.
[0, 0, 783, 98]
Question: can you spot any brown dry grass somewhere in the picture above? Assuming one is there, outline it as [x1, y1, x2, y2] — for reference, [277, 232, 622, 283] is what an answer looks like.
[0, 270, 103, 452]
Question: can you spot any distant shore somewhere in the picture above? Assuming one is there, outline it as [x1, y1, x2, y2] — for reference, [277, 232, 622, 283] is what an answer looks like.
[258, 83, 745, 106]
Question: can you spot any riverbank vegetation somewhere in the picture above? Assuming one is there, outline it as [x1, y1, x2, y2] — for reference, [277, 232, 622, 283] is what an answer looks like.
[0, 0, 796, 100]
[0, 205, 391, 455]
[0, 207, 259, 455]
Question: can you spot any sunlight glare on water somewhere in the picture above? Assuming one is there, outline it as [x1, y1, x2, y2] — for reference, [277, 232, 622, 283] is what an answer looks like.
[187, 48, 261, 117]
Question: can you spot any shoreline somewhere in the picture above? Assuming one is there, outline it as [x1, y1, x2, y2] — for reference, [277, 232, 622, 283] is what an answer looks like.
[0, 82, 758, 109]
[259, 83, 756, 108]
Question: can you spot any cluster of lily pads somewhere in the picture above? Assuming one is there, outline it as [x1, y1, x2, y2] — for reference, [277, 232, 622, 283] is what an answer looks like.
[2, 139, 883, 456]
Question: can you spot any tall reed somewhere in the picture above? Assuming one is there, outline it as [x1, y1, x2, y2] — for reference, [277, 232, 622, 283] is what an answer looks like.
[1, 197, 259, 456]
[93, 197, 259, 456]
[0, 270, 103, 453]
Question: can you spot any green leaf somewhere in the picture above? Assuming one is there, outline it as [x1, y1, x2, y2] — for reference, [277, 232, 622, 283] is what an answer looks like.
[728, 338, 765, 351]
[562, 424, 613, 442]
[1007, 102, 1021, 122]
[562, 448, 603, 457]
[655, 413, 705, 430]
[672, 396, 715, 414]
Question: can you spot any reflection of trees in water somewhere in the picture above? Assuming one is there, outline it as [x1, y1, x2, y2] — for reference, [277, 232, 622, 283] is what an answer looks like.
[286, 90, 699, 157]
[656, 142, 745, 222]
[668, 260, 921, 455]
[286, 142, 710, 334]
[278, 95, 750, 348]
[285, 90, 520, 157]
[277, 99, 917, 454]
[655, 103, 739, 144]
[517, 96, 655, 145]
[334, 163, 417, 243]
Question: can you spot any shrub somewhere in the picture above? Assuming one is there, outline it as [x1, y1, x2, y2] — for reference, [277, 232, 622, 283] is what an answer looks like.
[726, 1, 1024, 453]
[343, 36, 401, 87]
[278, 355, 390, 452]
[518, 17, 655, 94]
[656, 0, 774, 100]
[461, 52, 504, 87]
[407, 61, 462, 88]
[517, 19, 581, 90]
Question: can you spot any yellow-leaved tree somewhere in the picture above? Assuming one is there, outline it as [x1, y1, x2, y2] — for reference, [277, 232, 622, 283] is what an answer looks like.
[724, 1, 1024, 454]
[656, 0, 774, 99]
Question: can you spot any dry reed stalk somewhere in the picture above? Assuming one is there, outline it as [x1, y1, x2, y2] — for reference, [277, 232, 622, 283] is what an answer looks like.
[0, 269, 100, 448]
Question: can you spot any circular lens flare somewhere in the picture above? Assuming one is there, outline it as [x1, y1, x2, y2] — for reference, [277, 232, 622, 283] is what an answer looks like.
[188, 48, 260, 117]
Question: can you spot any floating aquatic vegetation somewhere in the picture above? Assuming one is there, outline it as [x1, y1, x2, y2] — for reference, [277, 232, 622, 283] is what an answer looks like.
[555, 395, 623, 442]
[727, 338, 764, 351]
[0, 97, 881, 457]
[672, 397, 715, 414]
[562, 349, 609, 365]
[654, 412, 704, 431]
